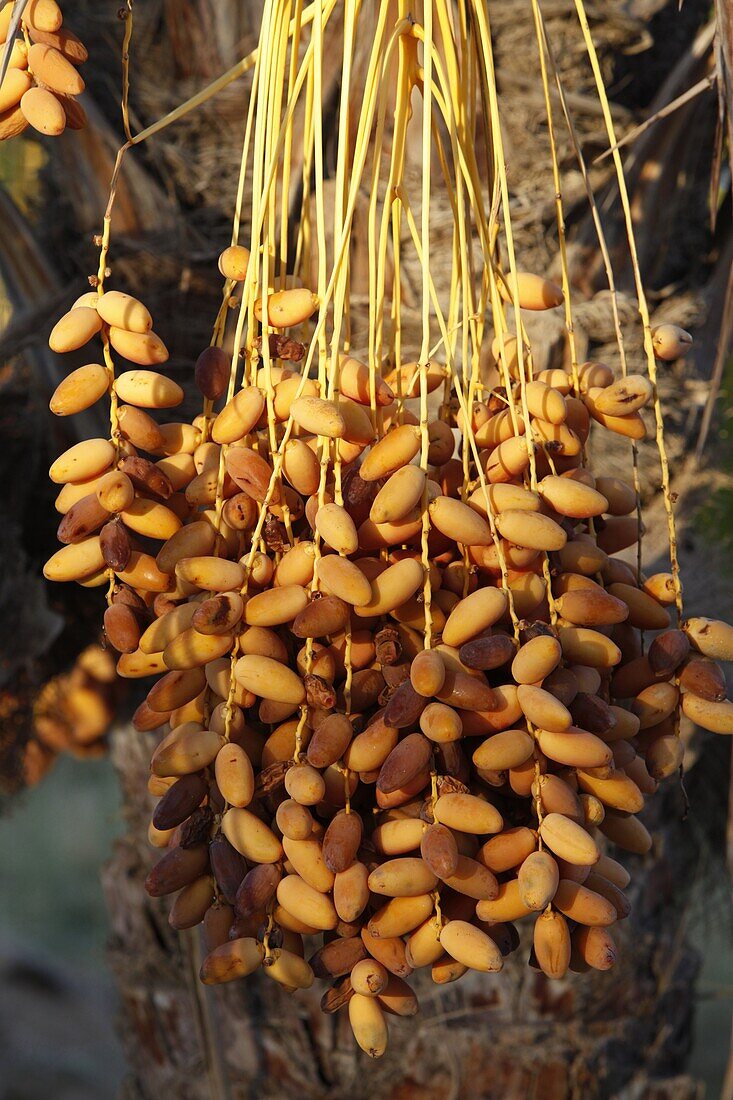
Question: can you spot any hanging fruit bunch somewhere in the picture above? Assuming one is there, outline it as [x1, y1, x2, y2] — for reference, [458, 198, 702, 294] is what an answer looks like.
[41, 0, 729, 1059]
[0, 0, 88, 139]
[26, 644, 117, 780]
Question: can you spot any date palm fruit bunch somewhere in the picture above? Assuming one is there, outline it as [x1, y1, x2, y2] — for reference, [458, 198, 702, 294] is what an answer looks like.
[0, 0, 88, 140]
[43, 0, 729, 1058]
[27, 644, 116, 782]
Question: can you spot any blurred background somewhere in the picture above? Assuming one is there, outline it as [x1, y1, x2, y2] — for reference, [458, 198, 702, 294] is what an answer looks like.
[0, 0, 732, 1097]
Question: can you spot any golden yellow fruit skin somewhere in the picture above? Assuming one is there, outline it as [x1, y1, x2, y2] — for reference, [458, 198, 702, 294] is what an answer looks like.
[350, 958, 389, 997]
[244, 585, 308, 627]
[212, 387, 265, 443]
[218, 244, 250, 281]
[608, 583, 670, 631]
[49, 307, 103, 353]
[499, 271, 564, 310]
[151, 725, 223, 777]
[254, 287, 318, 327]
[264, 949, 314, 991]
[406, 918, 445, 970]
[49, 438, 115, 484]
[511, 635, 562, 685]
[643, 572, 678, 605]
[50, 363, 109, 416]
[96, 291, 152, 333]
[163, 628, 233, 671]
[684, 617, 733, 661]
[339, 397, 375, 445]
[284, 764, 326, 808]
[632, 682, 679, 729]
[109, 328, 169, 366]
[25, 0, 63, 33]
[584, 388, 647, 440]
[371, 818, 424, 857]
[534, 910, 571, 979]
[367, 894, 434, 939]
[470, 483, 541, 516]
[652, 323, 692, 360]
[439, 920, 503, 972]
[472, 729, 534, 772]
[577, 769, 644, 813]
[479, 827, 537, 874]
[28, 42, 84, 96]
[429, 495, 492, 546]
[43, 536, 105, 582]
[282, 438, 320, 496]
[475, 409, 525, 448]
[538, 812, 600, 866]
[558, 627, 622, 669]
[354, 558, 423, 618]
[348, 994, 388, 1058]
[476, 880, 533, 924]
[0, 101, 29, 140]
[315, 503, 358, 554]
[276, 799, 313, 842]
[517, 684, 571, 732]
[441, 856, 499, 901]
[223, 808, 284, 864]
[537, 727, 612, 770]
[368, 858, 438, 898]
[290, 395, 344, 438]
[120, 499, 181, 541]
[234, 654, 305, 705]
[0, 2, 15, 42]
[176, 556, 244, 592]
[370, 466, 426, 524]
[524, 379, 567, 424]
[117, 551, 172, 592]
[594, 374, 652, 416]
[0, 68, 32, 113]
[434, 793, 502, 835]
[553, 880, 617, 926]
[360, 425, 421, 481]
[316, 555, 372, 607]
[20, 84, 66, 134]
[276, 875, 337, 930]
[442, 588, 507, 647]
[518, 851, 559, 910]
[538, 474, 608, 519]
[334, 862, 370, 924]
[681, 693, 733, 734]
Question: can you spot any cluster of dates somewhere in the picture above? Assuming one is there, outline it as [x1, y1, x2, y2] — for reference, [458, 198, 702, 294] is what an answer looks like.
[0, 0, 88, 140]
[43, 248, 732, 1057]
[26, 644, 116, 783]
